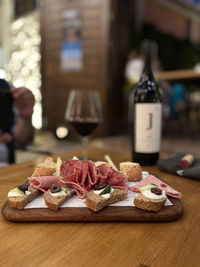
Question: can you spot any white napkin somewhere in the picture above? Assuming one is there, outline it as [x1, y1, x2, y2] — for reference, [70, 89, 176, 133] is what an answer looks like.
[24, 171, 172, 209]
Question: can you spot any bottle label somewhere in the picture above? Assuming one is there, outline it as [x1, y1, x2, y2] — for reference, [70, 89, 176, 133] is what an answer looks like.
[135, 103, 162, 153]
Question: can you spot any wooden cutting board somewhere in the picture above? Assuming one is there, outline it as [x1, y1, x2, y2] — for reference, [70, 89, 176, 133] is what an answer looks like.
[2, 197, 183, 222]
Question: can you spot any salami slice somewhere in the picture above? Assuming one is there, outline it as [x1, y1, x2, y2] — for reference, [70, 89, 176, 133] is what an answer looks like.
[78, 161, 88, 187]
[60, 160, 128, 198]
[88, 161, 99, 185]
[96, 163, 111, 178]
[107, 170, 128, 190]
[61, 160, 81, 181]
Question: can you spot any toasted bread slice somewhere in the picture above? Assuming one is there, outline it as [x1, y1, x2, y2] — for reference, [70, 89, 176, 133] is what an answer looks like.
[85, 188, 127, 212]
[120, 162, 142, 182]
[8, 187, 40, 210]
[44, 187, 75, 211]
[32, 157, 57, 176]
[134, 193, 166, 212]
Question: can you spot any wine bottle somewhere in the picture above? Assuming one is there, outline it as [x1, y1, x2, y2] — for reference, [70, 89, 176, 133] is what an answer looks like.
[129, 48, 162, 165]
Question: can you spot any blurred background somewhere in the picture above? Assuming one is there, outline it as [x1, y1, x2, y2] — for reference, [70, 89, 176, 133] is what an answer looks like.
[1, 0, 200, 163]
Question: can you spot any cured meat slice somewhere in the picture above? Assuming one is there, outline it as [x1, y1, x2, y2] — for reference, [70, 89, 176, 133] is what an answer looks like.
[107, 170, 127, 186]
[69, 182, 87, 199]
[60, 160, 128, 198]
[61, 160, 82, 181]
[96, 163, 111, 178]
[60, 180, 87, 199]
[129, 175, 182, 198]
[78, 161, 88, 187]
[88, 161, 99, 185]
[28, 176, 61, 192]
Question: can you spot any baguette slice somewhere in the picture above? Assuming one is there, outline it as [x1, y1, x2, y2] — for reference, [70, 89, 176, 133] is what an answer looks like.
[134, 193, 166, 212]
[85, 188, 128, 212]
[120, 162, 142, 182]
[8, 187, 40, 210]
[32, 157, 57, 176]
[44, 187, 75, 211]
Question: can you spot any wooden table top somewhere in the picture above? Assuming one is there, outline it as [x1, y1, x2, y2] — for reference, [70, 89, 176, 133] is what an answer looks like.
[1, 147, 200, 267]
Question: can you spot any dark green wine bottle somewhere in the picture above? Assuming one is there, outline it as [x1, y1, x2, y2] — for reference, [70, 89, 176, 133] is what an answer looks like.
[129, 49, 162, 165]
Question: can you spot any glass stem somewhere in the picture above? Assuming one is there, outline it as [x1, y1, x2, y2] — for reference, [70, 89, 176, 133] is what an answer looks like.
[81, 136, 89, 160]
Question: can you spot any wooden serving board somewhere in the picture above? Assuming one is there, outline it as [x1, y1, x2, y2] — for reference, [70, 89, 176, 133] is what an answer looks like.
[2, 197, 183, 222]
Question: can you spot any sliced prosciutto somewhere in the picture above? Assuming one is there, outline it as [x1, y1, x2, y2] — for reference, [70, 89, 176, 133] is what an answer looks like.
[129, 175, 182, 198]
[28, 176, 61, 192]
[60, 160, 127, 198]
[59, 179, 87, 199]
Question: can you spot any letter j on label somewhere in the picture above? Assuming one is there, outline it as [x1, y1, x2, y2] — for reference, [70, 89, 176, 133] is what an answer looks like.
[146, 113, 153, 130]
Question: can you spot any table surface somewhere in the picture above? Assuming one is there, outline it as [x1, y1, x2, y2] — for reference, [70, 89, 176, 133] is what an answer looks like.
[157, 68, 200, 81]
[1, 147, 200, 267]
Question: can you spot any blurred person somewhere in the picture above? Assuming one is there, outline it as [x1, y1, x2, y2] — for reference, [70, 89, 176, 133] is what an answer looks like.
[0, 79, 34, 165]
[162, 81, 172, 120]
[170, 83, 186, 119]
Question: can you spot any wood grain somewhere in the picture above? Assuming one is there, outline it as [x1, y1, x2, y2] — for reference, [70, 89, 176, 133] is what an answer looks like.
[0, 147, 200, 267]
[157, 69, 200, 81]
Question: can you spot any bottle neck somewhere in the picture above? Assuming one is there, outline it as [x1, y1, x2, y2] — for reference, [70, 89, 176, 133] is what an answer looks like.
[141, 52, 154, 81]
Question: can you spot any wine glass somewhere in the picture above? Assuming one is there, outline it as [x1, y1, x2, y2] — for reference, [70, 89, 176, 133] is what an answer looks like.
[65, 89, 102, 159]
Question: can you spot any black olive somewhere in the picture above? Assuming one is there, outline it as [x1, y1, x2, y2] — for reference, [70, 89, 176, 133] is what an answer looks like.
[151, 188, 162, 195]
[20, 181, 30, 191]
[50, 183, 61, 193]
[94, 183, 107, 190]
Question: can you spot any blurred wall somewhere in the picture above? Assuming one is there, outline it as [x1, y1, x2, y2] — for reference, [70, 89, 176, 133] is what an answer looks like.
[142, 0, 200, 44]
[144, 0, 189, 40]
[40, 0, 132, 136]
[196, 24, 200, 43]
[0, 0, 3, 68]
[0, 1, 2, 45]
[40, 0, 109, 135]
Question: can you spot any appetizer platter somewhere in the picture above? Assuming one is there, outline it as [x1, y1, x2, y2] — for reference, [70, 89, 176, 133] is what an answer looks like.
[2, 156, 183, 222]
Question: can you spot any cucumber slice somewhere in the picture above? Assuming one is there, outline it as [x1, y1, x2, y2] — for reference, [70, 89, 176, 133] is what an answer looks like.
[140, 184, 158, 192]
[100, 185, 111, 195]
[61, 186, 68, 194]
[10, 187, 25, 195]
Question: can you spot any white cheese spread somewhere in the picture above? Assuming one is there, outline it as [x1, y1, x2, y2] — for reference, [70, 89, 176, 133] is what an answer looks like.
[100, 193, 111, 199]
[94, 187, 114, 199]
[142, 189, 166, 200]
[8, 191, 23, 197]
[8, 190, 30, 197]
[49, 189, 69, 197]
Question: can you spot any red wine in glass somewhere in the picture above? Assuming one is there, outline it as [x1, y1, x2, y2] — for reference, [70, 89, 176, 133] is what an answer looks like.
[65, 90, 102, 159]
[69, 120, 99, 137]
